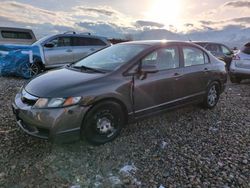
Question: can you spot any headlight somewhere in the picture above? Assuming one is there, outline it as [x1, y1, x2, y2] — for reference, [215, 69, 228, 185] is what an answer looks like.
[33, 97, 81, 108]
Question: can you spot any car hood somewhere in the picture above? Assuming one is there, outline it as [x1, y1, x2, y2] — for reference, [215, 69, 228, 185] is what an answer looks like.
[25, 68, 105, 98]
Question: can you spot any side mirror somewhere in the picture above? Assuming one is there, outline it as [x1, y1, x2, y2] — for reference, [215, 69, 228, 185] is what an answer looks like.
[139, 64, 158, 80]
[44, 42, 55, 48]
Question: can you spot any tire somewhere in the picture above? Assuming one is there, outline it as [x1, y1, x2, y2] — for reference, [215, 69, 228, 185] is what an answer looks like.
[82, 101, 125, 145]
[203, 82, 220, 109]
[19, 62, 42, 79]
[230, 76, 241, 84]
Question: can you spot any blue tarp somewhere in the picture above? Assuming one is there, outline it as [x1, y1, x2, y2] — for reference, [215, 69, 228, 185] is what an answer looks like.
[0, 44, 42, 79]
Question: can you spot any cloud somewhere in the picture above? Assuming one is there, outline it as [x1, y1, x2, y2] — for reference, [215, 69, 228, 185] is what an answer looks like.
[135, 20, 164, 28]
[0, 1, 135, 37]
[74, 7, 115, 16]
[232, 17, 250, 23]
[0, 1, 72, 28]
[224, 1, 250, 8]
[0, 0, 250, 47]
[77, 21, 126, 38]
[199, 20, 217, 25]
[184, 23, 194, 27]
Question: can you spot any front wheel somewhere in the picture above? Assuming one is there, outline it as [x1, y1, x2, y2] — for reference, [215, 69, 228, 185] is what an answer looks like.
[82, 101, 125, 145]
[203, 82, 220, 109]
[19, 62, 42, 78]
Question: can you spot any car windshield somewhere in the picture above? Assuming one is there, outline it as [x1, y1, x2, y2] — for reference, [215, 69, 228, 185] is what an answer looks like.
[32, 35, 54, 45]
[73, 44, 147, 71]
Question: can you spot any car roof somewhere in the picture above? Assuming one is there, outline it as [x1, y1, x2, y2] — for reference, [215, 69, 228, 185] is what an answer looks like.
[193, 41, 225, 45]
[120, 40, 197, 46]
[56, 33, 108, 40]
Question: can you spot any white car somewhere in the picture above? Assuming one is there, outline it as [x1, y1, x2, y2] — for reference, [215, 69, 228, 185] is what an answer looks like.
[230, 42, 250, 83]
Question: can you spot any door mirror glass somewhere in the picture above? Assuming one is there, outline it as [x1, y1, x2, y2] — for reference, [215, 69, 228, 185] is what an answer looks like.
[44, 42, 55, 48]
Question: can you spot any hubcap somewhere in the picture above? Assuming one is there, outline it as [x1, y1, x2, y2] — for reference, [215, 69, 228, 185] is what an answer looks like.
[21, 63, 39, 77]
[207, 85, 217, 106]
[97, 117, 113, 134]
[94, 110, 117, 138]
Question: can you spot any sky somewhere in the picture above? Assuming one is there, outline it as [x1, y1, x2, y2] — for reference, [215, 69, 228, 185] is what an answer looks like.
[1, 0, 250, 46]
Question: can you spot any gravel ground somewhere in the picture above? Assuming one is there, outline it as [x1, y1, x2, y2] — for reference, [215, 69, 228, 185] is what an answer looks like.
[0, 76, 249, 188]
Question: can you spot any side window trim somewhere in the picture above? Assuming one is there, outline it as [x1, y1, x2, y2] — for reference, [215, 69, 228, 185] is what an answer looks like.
[203, 51, 210, 64]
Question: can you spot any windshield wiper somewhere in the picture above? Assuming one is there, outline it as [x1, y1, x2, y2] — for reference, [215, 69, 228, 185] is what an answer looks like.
[72, 65, 105, 73]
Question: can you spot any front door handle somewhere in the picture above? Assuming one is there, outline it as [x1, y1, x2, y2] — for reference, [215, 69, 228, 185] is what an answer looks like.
[173, 72, 182, 80]
[66, 49, 72, 52]
[203, 68, 209, 72]
[174, 72, 181, 77]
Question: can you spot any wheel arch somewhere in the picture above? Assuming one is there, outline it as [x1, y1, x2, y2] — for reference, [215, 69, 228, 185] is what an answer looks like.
[207, 79, 222, 93]
[81, 97, 129, 131]
[33, 56, 45, 70]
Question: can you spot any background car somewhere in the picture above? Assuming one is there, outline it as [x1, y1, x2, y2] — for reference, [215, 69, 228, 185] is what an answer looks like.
[0, 27, 36, 45]
[0, 32, 110, 78]
[195, 41, 234, 69]
[12, 41, 227, 145]
[229, 42, 250, 83]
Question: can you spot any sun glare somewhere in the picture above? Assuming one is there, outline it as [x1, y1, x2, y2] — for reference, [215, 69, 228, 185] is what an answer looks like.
[146, 0, 181, 26]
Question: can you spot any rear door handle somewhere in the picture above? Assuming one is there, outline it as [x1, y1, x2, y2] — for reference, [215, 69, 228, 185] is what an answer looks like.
[66, 49, 72, 52]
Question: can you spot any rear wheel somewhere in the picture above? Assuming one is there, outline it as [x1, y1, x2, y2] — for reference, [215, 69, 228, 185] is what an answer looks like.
[203, 82, 220, 109]
[230, 76, 241, 84]
[82, 101, 125, 145]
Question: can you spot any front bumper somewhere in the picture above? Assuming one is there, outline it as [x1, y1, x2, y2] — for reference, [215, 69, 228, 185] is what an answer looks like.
[12, 93, 90, 142]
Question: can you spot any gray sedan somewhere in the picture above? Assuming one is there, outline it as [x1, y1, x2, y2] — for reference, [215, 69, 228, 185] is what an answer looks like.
[12, 40, 227, 145]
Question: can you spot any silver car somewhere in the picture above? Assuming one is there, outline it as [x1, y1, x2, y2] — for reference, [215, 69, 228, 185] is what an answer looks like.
[230, 42, 250, 83]
[0, 32, 111, 78]
[34, 32, 111, 69]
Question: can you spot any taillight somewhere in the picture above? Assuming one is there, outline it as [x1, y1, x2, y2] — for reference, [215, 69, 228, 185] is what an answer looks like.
[233, 54, 240, 60]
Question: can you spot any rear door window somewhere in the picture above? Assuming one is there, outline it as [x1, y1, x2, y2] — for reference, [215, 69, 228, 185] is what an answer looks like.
[183, 47, 209, 67]
[73, 37, 106, 46]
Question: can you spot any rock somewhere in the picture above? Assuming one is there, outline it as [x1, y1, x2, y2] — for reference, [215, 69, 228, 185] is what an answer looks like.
[0, 77, 250, 187]
[242, 159, 248, 164]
